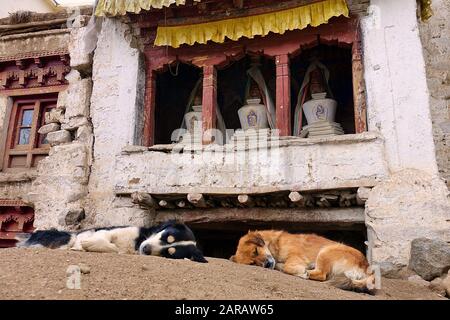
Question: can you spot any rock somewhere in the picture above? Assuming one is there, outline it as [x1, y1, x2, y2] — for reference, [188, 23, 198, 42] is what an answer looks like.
[75, 125, 92, 143]
[121, 145, 148, 154]
[141, 265, 149, 271]
[65, 208, 85, 226]
[442, 275, 450, 297]
[379, 261, 404, 279]
[38, 123, 60, 135]
[65, 70, 81, 84]
[57, 90, 68, 110]
[69, 25, 94, 72]
[408, 275, 430, 286]
[61, 116, 89, 131]
[79, 263, 90, 274]
[46, 130, 72, 146]
[65, 78, 92, 119]
[409, 238, 450, 281]
[356, 187, 371, 205]
[45, 108, 65, 124]
[429, 277, 447, 296]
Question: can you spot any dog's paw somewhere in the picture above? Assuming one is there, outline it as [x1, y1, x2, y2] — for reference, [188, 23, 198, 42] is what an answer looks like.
[275, 263, 285, 271]
[298, 272, 310, 279]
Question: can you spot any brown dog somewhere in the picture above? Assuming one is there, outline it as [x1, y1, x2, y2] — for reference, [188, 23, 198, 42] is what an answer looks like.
[231, 230, 376, 293]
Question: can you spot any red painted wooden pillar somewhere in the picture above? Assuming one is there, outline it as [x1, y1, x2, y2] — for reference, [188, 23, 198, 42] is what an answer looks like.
[202, 65, 217, 144]
[352, 33, 368, 134]
[143, 68, 156, 147]
[275, 54, 291, 136]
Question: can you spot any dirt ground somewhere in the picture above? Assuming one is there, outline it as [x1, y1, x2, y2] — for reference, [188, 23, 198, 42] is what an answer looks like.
[0, 248, 445, 300]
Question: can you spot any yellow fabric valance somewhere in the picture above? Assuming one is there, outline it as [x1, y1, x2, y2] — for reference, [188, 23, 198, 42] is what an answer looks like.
[95, 0, 201, 16]
[420, 0, 433, 21]
[155, 0, 349, 48]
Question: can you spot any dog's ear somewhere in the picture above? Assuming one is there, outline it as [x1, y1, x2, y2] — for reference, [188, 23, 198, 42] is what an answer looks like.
[191, 247, 208, 263]
[245, 232, 265, 247]
[230, 255, 236, 262]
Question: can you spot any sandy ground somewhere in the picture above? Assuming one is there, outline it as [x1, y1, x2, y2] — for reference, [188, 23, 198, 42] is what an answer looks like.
[0, 248, 445, 300]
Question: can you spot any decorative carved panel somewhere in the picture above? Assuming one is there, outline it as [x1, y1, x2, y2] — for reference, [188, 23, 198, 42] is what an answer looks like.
[0, 54, 70, 91]
[0, 201, 34, 248]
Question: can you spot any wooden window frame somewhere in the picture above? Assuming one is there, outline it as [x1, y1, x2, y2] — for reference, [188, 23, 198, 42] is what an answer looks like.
[2, 94, 58, 172]
[143, 17, 367, 147]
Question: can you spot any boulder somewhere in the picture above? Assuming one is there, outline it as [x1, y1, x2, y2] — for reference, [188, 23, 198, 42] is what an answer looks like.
[38, 123, 60, 135]
[61, 116, 89, 131]
[69, 24, 94, 72]
[65, 208, 85, 226]
[46, 130, 72, 146]
[409, 238, 450, 281]
[407, 275, 430, 286]
[429, 277, 447, 296]
[442, 273, 450, 297]
[75, 124, 92, 143]
[45, 108, 65, 124]
[57, 90, 68, 110]
[379, 261, 405, 279]
[65, 78, 92, 119]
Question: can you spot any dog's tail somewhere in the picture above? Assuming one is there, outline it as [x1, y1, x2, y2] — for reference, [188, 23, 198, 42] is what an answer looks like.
[329, 265, 379, 295]
[14, 229, 74, 249]
[329, 274, 376, 294]
[14, 233, 32, 247]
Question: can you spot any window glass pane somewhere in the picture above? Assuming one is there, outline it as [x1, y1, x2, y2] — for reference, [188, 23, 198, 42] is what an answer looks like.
[40, 133, 49, 145]
[22, 110, 34, 126]
[18, 128, 31, 145]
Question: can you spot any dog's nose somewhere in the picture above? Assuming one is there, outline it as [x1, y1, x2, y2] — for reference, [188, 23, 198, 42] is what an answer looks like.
[264, 257, 276, 269]
[142, 244, 152, 255]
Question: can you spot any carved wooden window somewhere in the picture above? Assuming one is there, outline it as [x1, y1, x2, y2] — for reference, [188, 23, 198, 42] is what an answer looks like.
[143, 17, 367, 146]
[3, 94, 57, 170]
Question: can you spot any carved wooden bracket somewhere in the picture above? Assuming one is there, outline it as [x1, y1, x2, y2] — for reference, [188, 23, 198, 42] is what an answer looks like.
[0, 54, 70, 91]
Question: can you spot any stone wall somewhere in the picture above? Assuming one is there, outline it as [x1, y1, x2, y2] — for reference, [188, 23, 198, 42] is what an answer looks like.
[85, 18, 149, 228]
[419, 0, 450, 188]
[30, 17, 95, 230]
[0, 31, 70, 205]
[361, 0, 450, 269]
[0, 31, 69, 58]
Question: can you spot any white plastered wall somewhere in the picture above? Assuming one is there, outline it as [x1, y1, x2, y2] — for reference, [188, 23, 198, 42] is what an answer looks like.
[361, 0, 450, 269]
[86, 18, 149, 227]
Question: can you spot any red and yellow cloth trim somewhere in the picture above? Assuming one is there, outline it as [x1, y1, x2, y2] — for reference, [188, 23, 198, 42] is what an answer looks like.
[155, 0, 349, 48]
[95, 0, 201, 16]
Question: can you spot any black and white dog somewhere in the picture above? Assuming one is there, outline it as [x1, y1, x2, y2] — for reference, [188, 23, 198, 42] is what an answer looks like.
[16, 221, 207, 263]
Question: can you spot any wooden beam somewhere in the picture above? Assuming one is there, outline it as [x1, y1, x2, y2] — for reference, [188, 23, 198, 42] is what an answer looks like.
[237, 194, 255, 207]
[289, 191, 304, 206]
[356, 187, 371, 205]
[275, 54, 291, 136]
[233, 0, 244, 9]
[0, 18, 68, 31]
[158, 200, 176, 209]
[131, 192, 158, 209]
[153, 0, 327, 27]
[176, 200, 190, 208]
[153, 207, 365, 230]
[187, 193, 208, 208]
[339, 192, 356, 207]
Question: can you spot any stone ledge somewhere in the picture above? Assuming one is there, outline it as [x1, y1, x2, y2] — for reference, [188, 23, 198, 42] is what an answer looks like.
[121, 132, 383, 155]
[0, 170, 38, 184]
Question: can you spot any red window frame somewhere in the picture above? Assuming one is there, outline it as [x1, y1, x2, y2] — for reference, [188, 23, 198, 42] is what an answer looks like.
[3, 94, 58, 171]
